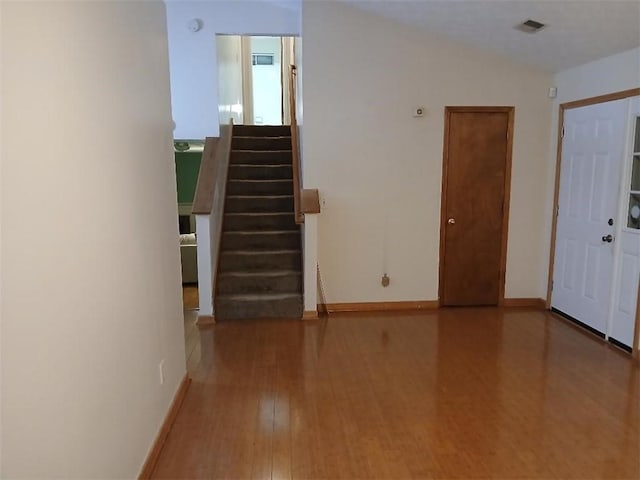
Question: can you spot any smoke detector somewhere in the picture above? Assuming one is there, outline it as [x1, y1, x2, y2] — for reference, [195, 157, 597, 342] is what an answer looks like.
[515, 19, 546, 33]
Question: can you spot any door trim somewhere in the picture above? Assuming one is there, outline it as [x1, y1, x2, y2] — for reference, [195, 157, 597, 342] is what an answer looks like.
[439, 106, 515, 306]
[545, 87, 640, 357]
[634, 290, 640, 360]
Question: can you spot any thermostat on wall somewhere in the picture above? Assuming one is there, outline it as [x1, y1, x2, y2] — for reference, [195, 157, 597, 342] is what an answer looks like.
[413, 107, 425, 117]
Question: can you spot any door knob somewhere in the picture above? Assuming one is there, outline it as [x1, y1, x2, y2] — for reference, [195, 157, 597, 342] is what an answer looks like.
[448, 218, 456, 225]
[602, 234, 613, 243]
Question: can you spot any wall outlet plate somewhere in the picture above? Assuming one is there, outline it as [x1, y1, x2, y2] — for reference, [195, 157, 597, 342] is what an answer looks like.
[158, 360, 165, 385]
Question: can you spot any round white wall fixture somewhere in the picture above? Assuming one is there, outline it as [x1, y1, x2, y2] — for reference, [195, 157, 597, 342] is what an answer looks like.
[187, 18, 203, 33]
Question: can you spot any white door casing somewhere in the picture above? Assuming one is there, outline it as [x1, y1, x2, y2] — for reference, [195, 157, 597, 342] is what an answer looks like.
[552, 98, 629, 334]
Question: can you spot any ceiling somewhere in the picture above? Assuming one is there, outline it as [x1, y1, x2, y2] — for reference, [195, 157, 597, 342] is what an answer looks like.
[342, 0, 640, 72]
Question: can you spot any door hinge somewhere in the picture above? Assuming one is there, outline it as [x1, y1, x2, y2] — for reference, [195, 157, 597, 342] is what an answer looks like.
[551, 280, 554, 291]
[556, 204, 559, 217]
[561, 126, 565, 139]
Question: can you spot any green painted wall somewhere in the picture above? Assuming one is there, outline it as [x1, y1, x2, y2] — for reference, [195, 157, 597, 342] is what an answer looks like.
[175, 151, 202, 204]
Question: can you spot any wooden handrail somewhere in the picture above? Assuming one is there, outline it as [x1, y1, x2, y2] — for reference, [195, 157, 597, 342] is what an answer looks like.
[289, 65, 304, 224]
[192, 123, 233, 215]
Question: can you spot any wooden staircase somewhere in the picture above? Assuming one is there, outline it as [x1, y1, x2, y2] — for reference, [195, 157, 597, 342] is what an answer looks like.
[214, 125, 303, 320]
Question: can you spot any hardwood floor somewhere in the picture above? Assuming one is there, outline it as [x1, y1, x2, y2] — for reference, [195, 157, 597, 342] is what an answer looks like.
[155, 308, 639, 479]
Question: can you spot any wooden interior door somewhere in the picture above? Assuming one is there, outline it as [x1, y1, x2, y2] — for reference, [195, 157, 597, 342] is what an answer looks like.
[440, 107, 514, 306]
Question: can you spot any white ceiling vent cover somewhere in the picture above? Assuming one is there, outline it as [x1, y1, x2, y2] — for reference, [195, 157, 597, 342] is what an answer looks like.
[515, 19, 547, 33]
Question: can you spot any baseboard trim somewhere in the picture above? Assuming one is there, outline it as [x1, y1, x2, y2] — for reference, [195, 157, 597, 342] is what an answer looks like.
[325, 300, 438, 313]
[139, 374, 191, 479]
[502, 298, 547, 309]
[323, 299, 547, 313]
[196, 315, 215, 327]
[302, 310, 319, 320]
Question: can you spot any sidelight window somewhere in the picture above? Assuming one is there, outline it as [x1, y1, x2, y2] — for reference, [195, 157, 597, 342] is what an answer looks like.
[627, 117, 640, 229]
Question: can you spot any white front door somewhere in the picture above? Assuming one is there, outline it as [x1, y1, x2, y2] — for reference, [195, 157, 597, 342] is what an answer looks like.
[552, 99, 629, 334]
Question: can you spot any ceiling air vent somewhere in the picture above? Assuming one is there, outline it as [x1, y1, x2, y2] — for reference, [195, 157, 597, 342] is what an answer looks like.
[515, 19, 546, 33]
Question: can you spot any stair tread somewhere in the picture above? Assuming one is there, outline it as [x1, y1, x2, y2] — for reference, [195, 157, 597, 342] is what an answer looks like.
[218, 270, 301, 277]
[227, 195, 293, 199]
[221, 249, 301, 255]
[216, 293, 301, 301]
[232, 149, 292, 153]
[223, 229, 298, 235]
[225, 212, 294, 217]
[230, 164, 292, 168]
[233, 135, 291, 139]
[228, 179, 292, 183]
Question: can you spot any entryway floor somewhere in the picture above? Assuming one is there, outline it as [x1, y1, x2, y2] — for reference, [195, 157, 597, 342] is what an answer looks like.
[155, 307, 639, 479]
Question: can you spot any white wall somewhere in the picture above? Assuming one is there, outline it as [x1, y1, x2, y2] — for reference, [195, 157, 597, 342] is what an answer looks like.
[303, 1, 554, 304]
[1, 2, 186, 477]
[166, 0, 300, 139]
[196, 215, 213, 315]
[217, 35, 244, 125]
[553, 47, 640, 105]
[0, 2, 3, 472]
[294, 36, 319, 311]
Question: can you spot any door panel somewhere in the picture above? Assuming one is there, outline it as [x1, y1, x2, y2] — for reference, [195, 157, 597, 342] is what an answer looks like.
[440, 109, 512, 306]
[552, 99, 628, 334]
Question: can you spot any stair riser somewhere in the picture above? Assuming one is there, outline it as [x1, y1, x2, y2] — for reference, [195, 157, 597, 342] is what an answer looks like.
[229, 165, 292, 181]
[233, 125, 291, 137]
[227, 180, 293, 196]
[219, 252, 301, 272]
[232, 137, 292, 150]
[225, 196, 294, 214]
[217, 274, 302, 295]
[215, 296, 303, 320]
[222, 232, 301, 251]
[231, 151, 292, 165]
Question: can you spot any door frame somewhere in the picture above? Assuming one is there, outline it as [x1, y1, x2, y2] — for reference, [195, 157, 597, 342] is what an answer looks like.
[545, 87, 640, 359]
[438, 106, 515, 307]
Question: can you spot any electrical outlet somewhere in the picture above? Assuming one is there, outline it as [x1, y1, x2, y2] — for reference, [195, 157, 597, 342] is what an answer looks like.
[158, 360, 165, 385]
